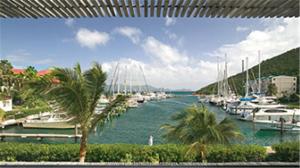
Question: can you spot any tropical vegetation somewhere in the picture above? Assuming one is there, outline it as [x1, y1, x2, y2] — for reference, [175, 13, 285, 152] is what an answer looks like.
[161, 105, 243, 162]
[1, 141, 297, 162]
[0, 142, 270, 162]
[29, 63, 127, 162]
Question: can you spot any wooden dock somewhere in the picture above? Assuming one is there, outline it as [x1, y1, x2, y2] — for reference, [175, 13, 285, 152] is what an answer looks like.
[0, 133, 82, 142]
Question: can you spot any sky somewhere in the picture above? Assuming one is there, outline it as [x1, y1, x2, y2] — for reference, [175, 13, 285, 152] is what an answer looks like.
[0, 17, 299, 91]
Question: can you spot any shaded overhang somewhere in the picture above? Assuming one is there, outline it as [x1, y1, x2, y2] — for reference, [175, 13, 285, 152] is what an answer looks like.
[0, 0, 299, 18]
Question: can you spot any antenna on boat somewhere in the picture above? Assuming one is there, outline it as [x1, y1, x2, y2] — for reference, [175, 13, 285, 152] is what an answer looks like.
[217, 56, 220, 96]
[258, 50, 261, 95]
[108, 62, 120, 95]
[139, 65, 150, 93]
[224, 53, 229, 97]
[116, 65, 121, 94]
[245, 57, 249, 97]
[124, 65, 128, 95]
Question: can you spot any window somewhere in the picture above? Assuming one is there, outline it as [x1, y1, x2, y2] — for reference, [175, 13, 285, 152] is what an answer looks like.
[265, 109, 287, 113]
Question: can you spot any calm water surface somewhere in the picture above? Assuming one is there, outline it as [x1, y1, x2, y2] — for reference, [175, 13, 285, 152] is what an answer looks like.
[1, 92, 299, 145]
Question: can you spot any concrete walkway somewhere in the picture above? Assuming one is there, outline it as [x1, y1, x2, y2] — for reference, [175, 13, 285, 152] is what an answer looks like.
[0, 162, 299, 168]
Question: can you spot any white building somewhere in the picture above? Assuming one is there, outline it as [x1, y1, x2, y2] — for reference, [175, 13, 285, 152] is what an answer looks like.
[249, 75, 297, 97]
[0, 99, 12, 112]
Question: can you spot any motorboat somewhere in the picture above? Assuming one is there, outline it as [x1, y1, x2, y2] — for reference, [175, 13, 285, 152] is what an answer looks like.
[22, 113, 75, 129]
[127, 98, 138, 108]
[239, 108, 300, 125]
[95, 95, 109, 114]
[227, 100, 287, 115]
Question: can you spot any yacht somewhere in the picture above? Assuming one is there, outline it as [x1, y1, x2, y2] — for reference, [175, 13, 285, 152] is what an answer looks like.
[228, 101, 287, 115]
[240, 108, 300, 125]
[22, 113, 75, 129]
[127, 98, 138, 108]
[95, 95, 109, 114]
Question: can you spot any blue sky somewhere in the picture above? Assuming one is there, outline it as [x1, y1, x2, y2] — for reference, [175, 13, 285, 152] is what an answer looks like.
[0, 17, 299, 90]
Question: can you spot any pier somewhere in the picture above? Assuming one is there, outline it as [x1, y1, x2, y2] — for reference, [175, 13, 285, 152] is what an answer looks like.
[0, 133, 82, 142]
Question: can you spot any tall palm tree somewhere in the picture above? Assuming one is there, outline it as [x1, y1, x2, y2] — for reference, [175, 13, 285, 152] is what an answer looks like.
[31, 63, 126, 162]
[161, 104, 243, 161]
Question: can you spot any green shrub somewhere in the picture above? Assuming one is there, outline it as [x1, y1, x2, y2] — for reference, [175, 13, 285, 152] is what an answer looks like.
[0, 142, 272, 162]
[271, 141, 300, 162]
[207, 144, 266, 162]
[0, 108, 5, 122]
[6, 106, 51, 119]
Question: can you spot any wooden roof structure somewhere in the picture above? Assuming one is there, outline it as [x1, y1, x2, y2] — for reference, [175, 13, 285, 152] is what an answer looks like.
[0, 0, 299, 18]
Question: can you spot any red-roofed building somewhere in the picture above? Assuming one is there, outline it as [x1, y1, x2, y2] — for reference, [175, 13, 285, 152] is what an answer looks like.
[12, 68, 25, 75]
[12, 68, 51, 76]
[37, 69, 51, 76]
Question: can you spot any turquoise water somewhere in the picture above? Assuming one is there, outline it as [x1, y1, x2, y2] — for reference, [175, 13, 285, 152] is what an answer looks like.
[1, 92, 299, 145]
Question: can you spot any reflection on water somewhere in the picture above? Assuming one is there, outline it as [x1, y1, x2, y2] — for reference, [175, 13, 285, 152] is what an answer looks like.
[1, 92, 299, 145]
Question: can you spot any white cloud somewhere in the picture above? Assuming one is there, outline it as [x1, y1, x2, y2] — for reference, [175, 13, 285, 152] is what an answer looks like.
[236, 26, 249, 32]
[102, 18, 299, 90]
[114, 26, 142, 44]
[208, 18, 300, 81]
[142, 36, 188, 65]
[65, 19, 75, 27]
[164, 29, 185, 46]
[76, 28, 110, 49]
[165, 16, 176, 26]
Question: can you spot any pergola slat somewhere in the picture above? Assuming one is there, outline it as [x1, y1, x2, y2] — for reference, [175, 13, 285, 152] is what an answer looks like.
[82, 0, 98, 17]
[58, 0, 79, 17]
[156, 0, 162, 17]
[0, 1, 26, 17]
[144, 0, 148, 17]
[11, 0, 41, 18]
[99, 0, 111, 17]
[168, 0, 177, 17]
[150, 0, 155, 17]
[0, 0, 298, 18]
[120, 0, 129, 17]
[105, 0, 116, 17]
[175, 0, 184, 17]
[180, 0, 191, 17]
[193, 0, 206, 17]
[135, 0, 141, 17]
[90, 0, 104, 17]
[186, 0, 198, 17]
[162, 0, 169, 17]
[113, 0, 123, 17]
[128, 0, 135, 17]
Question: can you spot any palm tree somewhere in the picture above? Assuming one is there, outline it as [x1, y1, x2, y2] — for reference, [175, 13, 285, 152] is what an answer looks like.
[161, 104, 243, 161]
[31, 63, 127, 162]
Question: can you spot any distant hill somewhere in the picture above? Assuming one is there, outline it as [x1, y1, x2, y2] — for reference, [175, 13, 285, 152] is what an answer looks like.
[196, 47, 300, 95]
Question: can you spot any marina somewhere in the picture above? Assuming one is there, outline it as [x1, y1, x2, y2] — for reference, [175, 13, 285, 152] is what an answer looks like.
[0, 92, 299, 146]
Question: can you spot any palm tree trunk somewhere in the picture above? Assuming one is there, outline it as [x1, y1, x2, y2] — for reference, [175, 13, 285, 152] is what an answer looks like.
[79, 126, 88, 163]
[200, 144, 207, 163]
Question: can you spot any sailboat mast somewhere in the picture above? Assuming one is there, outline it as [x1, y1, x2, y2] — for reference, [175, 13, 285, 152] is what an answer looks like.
[245, 57, 249, 97]
[224, 54, 228, 97]
[129, 68, 132, 94]
[258, 50, 261, 94]
[117, 65, 120, 94]
[124, 65, 127, 95]
[139, 65, 150, 93]
[217, 56, 220, 96]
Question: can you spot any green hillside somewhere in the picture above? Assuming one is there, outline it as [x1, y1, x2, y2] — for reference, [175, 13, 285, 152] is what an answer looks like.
[196, 47, 300, 95]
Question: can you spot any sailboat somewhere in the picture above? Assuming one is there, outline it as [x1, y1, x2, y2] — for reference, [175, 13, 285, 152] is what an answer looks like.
[228, 53, 286, 115]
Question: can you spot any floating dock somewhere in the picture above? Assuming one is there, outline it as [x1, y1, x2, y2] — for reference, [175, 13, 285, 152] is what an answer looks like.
[0, 133, 82, 142]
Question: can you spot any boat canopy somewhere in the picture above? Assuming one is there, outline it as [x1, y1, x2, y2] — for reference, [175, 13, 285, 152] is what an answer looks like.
[240, 97, 256, 101]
